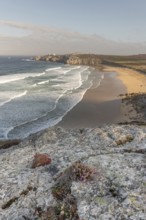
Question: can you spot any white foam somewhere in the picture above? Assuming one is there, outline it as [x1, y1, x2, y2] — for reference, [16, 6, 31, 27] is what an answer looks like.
[38, 80, 50, 85]
[52, 84, 60, 87]
[6, 87, 84, 139]
[0, 126, 14, 139]
[98, 73, 104, 86]
[0, 72, 46, 84]
[49, 66, 90, 92]
[45, 81, 93, 129]
[91, 73, 104, 89]
[32, 84, 37, 87]
[3, 65, 95, 139]
[71, 66, 81, 69]
[45, 65, 81, 74]
[6, 91, 67, 139]
[6, 80, 93, 139]
[0, 90, 27, 107]
[46, 67, 62, 72]
[22, 59, 34, 62]
[62, 66, 82, 75]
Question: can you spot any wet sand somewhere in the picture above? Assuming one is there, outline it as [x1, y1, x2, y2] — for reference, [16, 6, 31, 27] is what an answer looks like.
[58, 71, 126, 128]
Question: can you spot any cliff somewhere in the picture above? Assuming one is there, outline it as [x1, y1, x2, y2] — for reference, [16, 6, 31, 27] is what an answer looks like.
[0, 125, 146, 219]
[35, 53, 146, 73]
[66, 54, 102, 66]
[35, 53, 102, 67]
[35, 54, 68, 63]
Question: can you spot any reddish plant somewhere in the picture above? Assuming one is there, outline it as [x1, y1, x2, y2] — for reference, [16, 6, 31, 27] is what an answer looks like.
[32, 153, 51, 168]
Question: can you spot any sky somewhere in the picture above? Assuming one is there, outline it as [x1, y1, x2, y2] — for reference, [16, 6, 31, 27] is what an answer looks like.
[0, 0, 146, 55]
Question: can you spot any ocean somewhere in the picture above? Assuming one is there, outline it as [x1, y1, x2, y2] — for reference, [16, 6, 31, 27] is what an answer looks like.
[0, 56, 104, 139]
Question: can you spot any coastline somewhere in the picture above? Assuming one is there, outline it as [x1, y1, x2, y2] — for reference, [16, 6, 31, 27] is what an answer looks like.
[104, 66, 146, 123]
[59, 66, 146, 127]
[0, 64, 146, 219]
[104, 66, 146, 93]
[58, 69, 126, 128]
[0, 66, 145, 147]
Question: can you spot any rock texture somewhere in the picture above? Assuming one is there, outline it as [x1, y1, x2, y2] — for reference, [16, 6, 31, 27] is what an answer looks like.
[66, 54, 102, 66]
[35, 54, 68, 63]
[35, 54, 102, 67]
[121, 93, 146, 125]
[0, 125, 146, 219]
[35, 53, 146, 74]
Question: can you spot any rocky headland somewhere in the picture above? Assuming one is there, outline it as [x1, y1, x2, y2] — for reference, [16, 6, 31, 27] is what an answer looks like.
[0, 125, 146, 219]
[35, 53, 146, 74]
[35, 54, 102, 68]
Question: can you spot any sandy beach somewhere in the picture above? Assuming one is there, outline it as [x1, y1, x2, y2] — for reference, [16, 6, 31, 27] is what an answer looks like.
[59, 67, 146, 127]
[105, 67, 146, 93]
[104, 67, 146, 123]
[58, 70, 126, 128]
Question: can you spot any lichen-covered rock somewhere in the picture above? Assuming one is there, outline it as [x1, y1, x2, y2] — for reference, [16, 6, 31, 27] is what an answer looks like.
[31, 153, 51, 168]
[0, 125, 146, 219]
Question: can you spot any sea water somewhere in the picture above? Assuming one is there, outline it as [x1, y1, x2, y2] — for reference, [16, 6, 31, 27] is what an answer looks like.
[0, 56, 104, 139]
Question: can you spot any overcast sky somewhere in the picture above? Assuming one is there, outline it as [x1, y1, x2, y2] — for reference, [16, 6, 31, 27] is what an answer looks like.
[0, 0, 146, 55]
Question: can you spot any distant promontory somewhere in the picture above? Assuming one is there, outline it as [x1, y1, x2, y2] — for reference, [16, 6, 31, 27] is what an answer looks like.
[35, 53, 146, 73]
[35, 53, 102, 67]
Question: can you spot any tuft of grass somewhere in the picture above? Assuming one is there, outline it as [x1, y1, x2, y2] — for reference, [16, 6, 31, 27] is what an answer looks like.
[71, 161, 96, 182]
[116, 135, 134, 145]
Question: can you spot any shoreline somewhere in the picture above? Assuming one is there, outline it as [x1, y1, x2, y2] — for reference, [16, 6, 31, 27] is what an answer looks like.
[59, 66, 146, 128]
[58, 69, 126, 128]
[1, 65, 146, 148]
[104, 66, 146, 93]
[1, 55, 146, 219]
[104, 66, 146, 123]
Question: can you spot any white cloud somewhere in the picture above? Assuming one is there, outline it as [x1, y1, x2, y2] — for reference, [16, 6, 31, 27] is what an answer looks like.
[0, 20, 146, 55]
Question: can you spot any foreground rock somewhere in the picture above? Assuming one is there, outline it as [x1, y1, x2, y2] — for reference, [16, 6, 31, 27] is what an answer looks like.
[121, 93, 146, 125]
[0, 125, 146, 219]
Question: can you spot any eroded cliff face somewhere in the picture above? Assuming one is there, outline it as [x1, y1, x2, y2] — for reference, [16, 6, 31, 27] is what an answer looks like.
[35, 54, 102, 67]
[66, 55, 101, 66]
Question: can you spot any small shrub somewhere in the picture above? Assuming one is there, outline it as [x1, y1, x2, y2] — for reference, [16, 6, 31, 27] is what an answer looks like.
[116, 135, 134, 145]
[71, 161, 96, 182]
